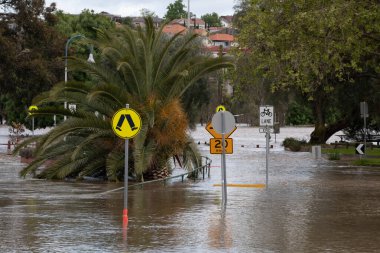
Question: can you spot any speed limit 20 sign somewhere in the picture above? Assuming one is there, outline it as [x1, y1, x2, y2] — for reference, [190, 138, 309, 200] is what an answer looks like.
[210, 138, 233, 154]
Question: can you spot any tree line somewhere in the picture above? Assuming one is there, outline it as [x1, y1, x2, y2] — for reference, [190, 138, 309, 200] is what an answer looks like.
[1, 0, 379, 146]
[232, 0, 380, 143]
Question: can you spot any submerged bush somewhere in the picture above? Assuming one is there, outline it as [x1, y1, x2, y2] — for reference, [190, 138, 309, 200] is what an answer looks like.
[328, 152, 341, 160]
[282, 137, 307, 152]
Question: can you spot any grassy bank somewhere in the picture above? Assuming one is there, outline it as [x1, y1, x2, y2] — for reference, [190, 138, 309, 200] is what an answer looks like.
[352, 158, 380, 166]
[322, 147, 380, 166]
[322, 147, 380, 156]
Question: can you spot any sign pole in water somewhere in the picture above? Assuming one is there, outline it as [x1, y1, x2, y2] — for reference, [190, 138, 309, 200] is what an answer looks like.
[211, 110, 236, 206]
[221, 112, 227, 206]
[111, 104, 142, 228]
[259, 105, 274, 189]
[265, 126, 269, 188]
[124, 104, 129, 227]
[360, 102, 368, 156]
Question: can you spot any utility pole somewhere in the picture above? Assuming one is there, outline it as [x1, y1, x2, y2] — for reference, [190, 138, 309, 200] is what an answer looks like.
[187, 0, 190, 29]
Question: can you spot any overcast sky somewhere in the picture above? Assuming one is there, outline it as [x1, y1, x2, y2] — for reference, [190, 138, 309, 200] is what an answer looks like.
[45, 0, 237, 18]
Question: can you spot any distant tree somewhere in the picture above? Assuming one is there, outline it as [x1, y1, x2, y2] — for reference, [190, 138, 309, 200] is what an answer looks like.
[140, 8, 158, 18]
[0, 1, 65, 126]
[164, 0, 187, 21]
[286, 101, 313, 126]
[121, 17, 133, 27]
[235, 0, 380, 143]
[201, 12, 221, 27]
[54, 9, 115, 39]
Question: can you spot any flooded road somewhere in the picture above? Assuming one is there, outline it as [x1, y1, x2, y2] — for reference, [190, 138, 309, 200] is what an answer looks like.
[1, 125, 380, 252]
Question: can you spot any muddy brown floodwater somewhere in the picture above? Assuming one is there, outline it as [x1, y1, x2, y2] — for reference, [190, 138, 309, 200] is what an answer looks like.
[0, 126, 380, 252]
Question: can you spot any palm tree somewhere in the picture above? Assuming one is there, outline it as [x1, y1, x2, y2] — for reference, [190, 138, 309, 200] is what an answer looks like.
[16, 17, 234, 181]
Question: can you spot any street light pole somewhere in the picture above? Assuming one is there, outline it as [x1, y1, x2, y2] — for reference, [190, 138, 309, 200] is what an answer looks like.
[64, 34, 95, 120]
[187, 0, 190, 29]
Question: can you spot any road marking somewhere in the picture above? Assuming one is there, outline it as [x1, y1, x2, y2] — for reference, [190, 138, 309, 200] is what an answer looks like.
[213, 184, 265, 188]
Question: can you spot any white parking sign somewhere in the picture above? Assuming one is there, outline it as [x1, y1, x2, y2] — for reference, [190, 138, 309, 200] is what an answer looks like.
[259, 106, 274, 126]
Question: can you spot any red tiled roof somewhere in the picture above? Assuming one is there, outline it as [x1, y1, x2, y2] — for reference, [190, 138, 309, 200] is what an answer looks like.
[162, 24, 187, 35]
[209, 34, 234, 42]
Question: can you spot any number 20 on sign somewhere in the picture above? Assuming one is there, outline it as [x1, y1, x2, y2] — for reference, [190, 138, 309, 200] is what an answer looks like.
[210, 138, 233, 154]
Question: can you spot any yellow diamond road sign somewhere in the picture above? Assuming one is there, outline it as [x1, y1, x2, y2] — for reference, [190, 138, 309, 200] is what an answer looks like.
[28, 105, 38, 115]
[112, 108, 142, 139]
[205, 122, 236, 139]
[216, 105, 226, 112]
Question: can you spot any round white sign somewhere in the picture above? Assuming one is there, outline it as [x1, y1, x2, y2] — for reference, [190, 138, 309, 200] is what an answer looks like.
[211, 111, 236, 134]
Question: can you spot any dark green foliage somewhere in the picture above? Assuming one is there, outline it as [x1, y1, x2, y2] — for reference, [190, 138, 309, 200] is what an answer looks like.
[164, 0, 187, 21]
[328, 152, 340, 161]
[201, 13, 222, 27]
[234, 0, 380, 143]
[54, 9, 115, 39]
[182, 77, 211, 129]
[0, 1, 65, 126]
[286, 102, 313, 125]
[282, 137, 307, 152]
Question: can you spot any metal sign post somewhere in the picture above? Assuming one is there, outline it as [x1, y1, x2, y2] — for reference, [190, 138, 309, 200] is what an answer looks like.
[211, 110, 236, 206]
[111, 104, 142, 228]
[360, 102, 368, 156]
[221, 112, 227, 206]
[265, 126, 269, 188]
[259, 105, 274, 189]
[32, 117, 34, 136]
[124, 105, 129, 227]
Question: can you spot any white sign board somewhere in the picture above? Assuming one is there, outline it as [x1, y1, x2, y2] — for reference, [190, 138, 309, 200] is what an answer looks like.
[259, 106, 274, 126]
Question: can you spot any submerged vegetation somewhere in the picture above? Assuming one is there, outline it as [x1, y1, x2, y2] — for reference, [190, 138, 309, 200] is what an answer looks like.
[282, 137, 308, 152]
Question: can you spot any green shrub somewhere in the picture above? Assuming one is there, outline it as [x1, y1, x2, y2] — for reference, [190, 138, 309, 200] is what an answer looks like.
[282, 137, 307, 152]
[328, 152, 341, 160]
[286, 102, 313, 125]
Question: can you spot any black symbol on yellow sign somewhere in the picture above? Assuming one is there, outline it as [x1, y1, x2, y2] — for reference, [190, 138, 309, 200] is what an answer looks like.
[216, 105, 226, 112]
[112, 108, 142, 139]
[116, 114, 138, 131]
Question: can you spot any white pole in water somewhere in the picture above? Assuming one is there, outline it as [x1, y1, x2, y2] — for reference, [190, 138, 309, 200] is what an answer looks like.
[221, 111, 227, 206]
[266, 126, 269, 188]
